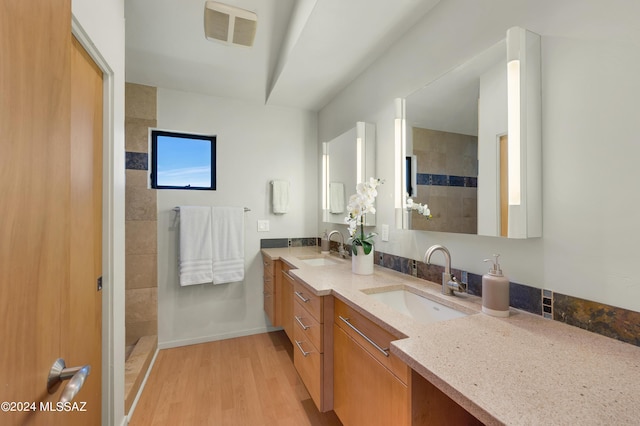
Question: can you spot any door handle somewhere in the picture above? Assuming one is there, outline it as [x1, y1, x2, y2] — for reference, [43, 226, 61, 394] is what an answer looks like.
[47, 358, 91, 402]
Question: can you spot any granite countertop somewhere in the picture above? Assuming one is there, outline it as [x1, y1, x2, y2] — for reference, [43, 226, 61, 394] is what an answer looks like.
[262, 247, 640, 425]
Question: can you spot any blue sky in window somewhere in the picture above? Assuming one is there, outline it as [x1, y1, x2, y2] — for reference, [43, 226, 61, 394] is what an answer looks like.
[157, 135, 212, 187]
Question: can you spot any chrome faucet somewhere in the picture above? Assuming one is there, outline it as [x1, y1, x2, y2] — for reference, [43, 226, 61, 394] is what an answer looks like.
[423, 245, 467, 296]
[328, 230, 348, 258]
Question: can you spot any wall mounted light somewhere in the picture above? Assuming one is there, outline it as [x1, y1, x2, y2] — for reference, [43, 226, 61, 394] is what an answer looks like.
[322, 144, 328, 212]
[506, 27, 542, 238]
[507, 56, 521, 206]
[356, 136, 363, 183]
[394, 98, 406, 228]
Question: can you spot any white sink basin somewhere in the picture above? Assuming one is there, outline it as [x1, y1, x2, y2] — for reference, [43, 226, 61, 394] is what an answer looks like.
[301, 257, 338, 266]
[368, 289, 468, 324]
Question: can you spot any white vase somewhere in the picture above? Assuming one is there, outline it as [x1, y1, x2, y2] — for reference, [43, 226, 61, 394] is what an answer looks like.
[352, 245, 374, 275]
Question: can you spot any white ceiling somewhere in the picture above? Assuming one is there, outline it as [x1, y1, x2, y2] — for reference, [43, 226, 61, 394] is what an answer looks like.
[125, 0, 441, 111]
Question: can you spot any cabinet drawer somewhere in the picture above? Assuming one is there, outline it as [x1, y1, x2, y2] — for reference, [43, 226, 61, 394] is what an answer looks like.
[334, 324, 409, 426]
[294, 299, 323, 352]
[293, 321, 323, 410]
[293, 279, 323, 323]
[334, 298, 408, 384]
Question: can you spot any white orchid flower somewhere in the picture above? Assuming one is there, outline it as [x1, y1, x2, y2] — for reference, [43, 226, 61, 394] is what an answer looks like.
[344, 177, 384, 254]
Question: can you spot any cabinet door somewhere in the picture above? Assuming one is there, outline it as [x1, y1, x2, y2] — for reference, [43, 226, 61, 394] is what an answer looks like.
[334, 324, 409, 426]
[263, 277, 275, 325]
[281, 268, 295, 341]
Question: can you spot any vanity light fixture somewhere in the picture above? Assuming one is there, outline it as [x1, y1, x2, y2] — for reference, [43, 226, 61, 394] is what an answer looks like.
[505, 26, 542, 238]
[394, 98, 408, 228]
[507, 56, 521, 206]
[204, 1, 257, 47]
[322, 147, 329, 212]
[356, 137, 363, 182]
[507, 28, 526, 206]
[356, 122, 366, 184]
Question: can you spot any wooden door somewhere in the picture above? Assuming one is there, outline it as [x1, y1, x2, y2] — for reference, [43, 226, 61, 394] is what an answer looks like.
[0, 1, 103, 424]
[66, 36, 104, 424]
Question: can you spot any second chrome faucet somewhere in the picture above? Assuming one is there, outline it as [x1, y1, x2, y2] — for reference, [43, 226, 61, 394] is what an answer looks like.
[328, 230, 348, 258]
[423, 245, 467, 296]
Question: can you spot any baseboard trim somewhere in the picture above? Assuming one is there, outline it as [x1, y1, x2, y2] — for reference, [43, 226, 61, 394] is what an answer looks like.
[158, 326, 274, 350]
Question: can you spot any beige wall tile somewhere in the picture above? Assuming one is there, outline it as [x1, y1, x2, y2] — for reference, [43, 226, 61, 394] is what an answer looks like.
[126, 170, 148, 189]
[125, 83, 157, 120]
[126, 254, 158, 289]
[126, 287, 157, 323]
[126, 320, 158, 347]
[126, 185, 157, 221]
[413, 126, 478, 177]
[125, 117, 156, 153]
[126, 221, 157, 254]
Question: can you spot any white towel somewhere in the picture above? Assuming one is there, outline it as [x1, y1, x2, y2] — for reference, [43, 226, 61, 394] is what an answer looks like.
[272, 180, 289, 214]
[329, 182, 345, 214]
[211, 206, 245, 284]
[178, 206, 213, 286]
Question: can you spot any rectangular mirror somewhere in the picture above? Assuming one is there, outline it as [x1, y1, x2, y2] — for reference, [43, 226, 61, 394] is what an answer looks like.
[397, 27, 541, 238]
[323, 122, 376, 225]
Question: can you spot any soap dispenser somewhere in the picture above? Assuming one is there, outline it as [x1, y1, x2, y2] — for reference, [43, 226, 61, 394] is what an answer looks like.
[320, 230, 330, 253]
[482, 254, 510, 317]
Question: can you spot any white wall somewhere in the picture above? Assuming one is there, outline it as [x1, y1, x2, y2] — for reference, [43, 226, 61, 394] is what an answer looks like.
[72, 1, 126, 425]
[156, 88, 318, 348]
[319, 0, 640, 313]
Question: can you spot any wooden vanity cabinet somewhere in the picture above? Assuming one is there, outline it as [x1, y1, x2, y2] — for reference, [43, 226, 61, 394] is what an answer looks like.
[291, 276, 333, 412]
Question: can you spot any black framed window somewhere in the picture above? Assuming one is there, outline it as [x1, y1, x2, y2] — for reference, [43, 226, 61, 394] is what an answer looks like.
[150, 130, 216, 190]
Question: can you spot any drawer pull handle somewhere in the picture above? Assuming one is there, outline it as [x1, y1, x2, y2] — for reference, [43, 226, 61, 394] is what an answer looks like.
[338, 315, 389, 357]
[294, 291, 310, 303]
[295, 315, 310, 330]
[294, 340, 310, 357]
[283, 271, 294, 280]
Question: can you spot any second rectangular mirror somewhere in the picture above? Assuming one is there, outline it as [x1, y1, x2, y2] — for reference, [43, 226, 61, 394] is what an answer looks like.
[398, 27, 541, 238]
[323, 122, 376, 225]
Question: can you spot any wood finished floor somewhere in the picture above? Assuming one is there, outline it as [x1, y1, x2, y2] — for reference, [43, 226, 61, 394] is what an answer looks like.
[129, 331, 343, 426]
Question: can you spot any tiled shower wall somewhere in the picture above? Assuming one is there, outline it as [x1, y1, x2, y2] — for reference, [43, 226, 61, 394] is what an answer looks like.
[412, 127, 478, 234]
[125, 83, 158, 347]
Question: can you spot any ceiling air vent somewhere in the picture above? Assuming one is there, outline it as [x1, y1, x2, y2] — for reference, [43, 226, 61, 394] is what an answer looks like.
[204, 1, 257, 47]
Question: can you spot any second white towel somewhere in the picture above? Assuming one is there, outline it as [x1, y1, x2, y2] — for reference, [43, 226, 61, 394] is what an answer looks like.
[211, 206, 245, 284]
